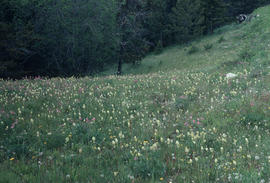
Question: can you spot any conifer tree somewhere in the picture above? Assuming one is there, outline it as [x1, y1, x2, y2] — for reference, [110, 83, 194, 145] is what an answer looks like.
[201, 0, 227, 33]
[116, 0, 148, 75]
[169, 0, 205, 43]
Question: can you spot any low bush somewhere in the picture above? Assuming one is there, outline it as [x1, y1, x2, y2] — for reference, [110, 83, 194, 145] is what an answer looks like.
[187, 45, 200, 55]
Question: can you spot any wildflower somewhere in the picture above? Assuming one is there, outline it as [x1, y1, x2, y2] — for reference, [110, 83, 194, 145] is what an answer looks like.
[167, 138, 171, 145]
[10, 157, 15, 161]
[10, 120, 18, 129]
[160, 137, 164, 142]
[160, 177, 164, 181]
[237, 146, 242, 152]
[185, 147, 189, 153]
[150, 142, 158, 151]
[119, 131, 124, 139]
[226, 73, 237, 79]
[220, 147, 224, 153]
[175, 140, 180, 148]
[128, 175, 134, 180]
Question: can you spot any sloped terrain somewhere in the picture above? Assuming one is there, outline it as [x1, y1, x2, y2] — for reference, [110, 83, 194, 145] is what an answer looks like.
[0, 5, 270, 183]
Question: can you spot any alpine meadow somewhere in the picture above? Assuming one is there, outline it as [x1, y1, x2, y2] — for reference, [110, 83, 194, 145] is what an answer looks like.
[1, 2, 270, 183]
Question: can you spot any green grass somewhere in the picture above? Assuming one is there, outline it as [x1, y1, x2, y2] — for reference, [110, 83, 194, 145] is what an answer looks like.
[1, 5, 270, 183]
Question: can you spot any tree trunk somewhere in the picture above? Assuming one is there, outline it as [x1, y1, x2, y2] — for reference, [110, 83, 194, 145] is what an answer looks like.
[117, 45, 123, 75]
[117, 59, 122, 75]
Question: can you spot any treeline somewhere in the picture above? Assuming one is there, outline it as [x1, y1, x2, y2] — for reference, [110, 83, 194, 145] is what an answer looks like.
[1, 0, 269, 78]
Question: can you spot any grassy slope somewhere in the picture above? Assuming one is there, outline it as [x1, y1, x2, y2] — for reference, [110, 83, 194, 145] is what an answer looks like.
[104, 5, 270, 76]
[1, 5, 270, 183]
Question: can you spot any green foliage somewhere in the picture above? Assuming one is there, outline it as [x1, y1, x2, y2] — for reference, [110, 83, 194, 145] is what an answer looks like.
[218, 36, 226, 43]
[239, 48, 255, 62]
[131, 151, 165, 179]
[175, 96, 190, 111]
[240, 109, 267, 128]
[203, 43, 213, 50]
[144, 0, 172, 46]
[187, 45, 200, 54]
[0, 0, 119, 78]
[201, 0, 228, 33]
[154, 40, 163, 55]
[170, 0, 205, 43]
[1, 0, 270, 78]
[1, 6, 270, 182]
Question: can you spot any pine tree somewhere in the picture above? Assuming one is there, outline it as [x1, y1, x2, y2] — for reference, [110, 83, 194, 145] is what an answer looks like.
[169, 0, 205, 43]
[116, 0, 148, 75]
[201, 0, 227, 33]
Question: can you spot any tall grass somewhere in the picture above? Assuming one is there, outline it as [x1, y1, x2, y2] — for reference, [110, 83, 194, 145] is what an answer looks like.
[1, 5, 270, 183]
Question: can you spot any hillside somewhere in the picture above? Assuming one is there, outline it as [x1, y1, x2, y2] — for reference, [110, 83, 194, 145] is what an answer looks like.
[1, 5, 270, 183]
[105, 5, 270, 76]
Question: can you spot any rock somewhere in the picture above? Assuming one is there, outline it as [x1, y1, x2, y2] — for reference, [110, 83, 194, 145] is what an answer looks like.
[226, 73, 237, 79]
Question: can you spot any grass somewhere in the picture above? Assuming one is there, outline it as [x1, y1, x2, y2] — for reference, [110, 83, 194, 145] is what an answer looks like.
[1, 5, 270, 183]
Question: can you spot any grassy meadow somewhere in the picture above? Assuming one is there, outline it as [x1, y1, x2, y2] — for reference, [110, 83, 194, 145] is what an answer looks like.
[1, 5, 270, 183]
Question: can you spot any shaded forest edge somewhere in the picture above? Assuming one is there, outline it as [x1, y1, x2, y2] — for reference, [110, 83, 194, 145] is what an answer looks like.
[1, 0, 270, 79]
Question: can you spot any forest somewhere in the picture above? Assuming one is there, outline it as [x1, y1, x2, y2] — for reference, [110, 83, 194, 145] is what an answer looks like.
[1, 0, 270, 78]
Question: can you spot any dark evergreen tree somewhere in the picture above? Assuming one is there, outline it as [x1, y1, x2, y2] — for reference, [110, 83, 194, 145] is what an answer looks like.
[116, 0, 148, 75]
[169, 0, 205, 43]
[201, 0, 227, 33]
[227, 0, 270, 18]
[144, 0, 177, 47]
[0, 0, 119, 78]
[1, 0, 269, 78]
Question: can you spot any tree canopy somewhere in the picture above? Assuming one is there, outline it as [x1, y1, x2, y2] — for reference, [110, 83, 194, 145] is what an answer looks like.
[1, 0, 269, 78]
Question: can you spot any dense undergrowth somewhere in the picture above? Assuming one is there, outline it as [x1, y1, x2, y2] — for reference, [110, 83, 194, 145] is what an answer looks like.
[1, 5, 270, 183]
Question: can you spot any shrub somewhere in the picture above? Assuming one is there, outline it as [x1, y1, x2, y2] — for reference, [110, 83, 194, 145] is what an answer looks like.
[175, 97, 190, 111]
[218, 36, 225, 43]
[187, 45, 199, 55]
[239, 48, 255, 62]
[154, 40, 163, 55]
[204, 43, 213, 51]
[130, 151, 166, 179]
